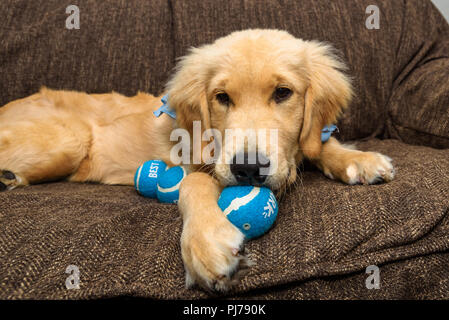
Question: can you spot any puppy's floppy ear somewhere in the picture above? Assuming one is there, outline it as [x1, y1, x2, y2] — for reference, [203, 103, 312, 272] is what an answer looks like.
[299, 42, 353, 159]
[166, 47, 212, 133]
[165, 47, 215, 166]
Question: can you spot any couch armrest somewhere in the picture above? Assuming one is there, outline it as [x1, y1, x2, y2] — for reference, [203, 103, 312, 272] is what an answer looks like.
[386, 0, 449, 149]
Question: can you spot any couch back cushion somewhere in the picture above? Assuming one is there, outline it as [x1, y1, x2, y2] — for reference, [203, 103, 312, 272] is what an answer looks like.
[385, 0, 449, 149]
[1, 0, 446, 144]
[0, 0, 174, 106]
[170, 0, 422, 141]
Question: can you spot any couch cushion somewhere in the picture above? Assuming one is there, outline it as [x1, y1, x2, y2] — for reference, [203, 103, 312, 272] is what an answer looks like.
[170, 0, 409, 141]
[386, 1, 449, 149]
[243, 252, 449, 299]
[1, 139, 448, 299]
[0, 0, 174, 106]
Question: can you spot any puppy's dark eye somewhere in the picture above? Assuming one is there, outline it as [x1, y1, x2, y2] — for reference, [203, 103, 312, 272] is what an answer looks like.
[273, 87, 293, 103]
[216, 92, 231, 106]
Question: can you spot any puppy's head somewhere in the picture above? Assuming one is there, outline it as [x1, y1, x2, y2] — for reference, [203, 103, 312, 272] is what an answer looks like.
[166, 29, 352, 190]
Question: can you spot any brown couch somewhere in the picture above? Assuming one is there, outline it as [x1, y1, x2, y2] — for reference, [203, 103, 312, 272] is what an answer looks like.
[0, 0, 448, 299]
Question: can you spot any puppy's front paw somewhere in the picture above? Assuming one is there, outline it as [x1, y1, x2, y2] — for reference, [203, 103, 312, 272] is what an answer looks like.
[181, 216, 250, 292]
[344, 152, 395, 185]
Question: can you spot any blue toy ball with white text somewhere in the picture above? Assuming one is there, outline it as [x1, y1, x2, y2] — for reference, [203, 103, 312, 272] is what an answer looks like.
[218, 186, 278, 239]
[156, 166, 187, 204]
[134, 160, 186, 203]
[134, 160, 279, 239]
[134, 160, 167, 198]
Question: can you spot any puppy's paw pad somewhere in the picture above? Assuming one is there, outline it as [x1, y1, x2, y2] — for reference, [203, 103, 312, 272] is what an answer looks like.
[182, 223, 249, 293]
[345, 153, 395, 185]
[210, 252, 251, 293]
[0, 170, 24, 191]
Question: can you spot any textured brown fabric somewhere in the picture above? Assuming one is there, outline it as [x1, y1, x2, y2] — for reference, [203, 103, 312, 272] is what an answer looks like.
[1, 140, 448, 299]
[239, 253, 449, 300]
[0, 0, 174, 105]
[171, 0, 449, 144]
[1, 0, 449, 300]
[385, 1, 449, 149]
[170, 0, 397, 141]
[1, 0, 447, 142]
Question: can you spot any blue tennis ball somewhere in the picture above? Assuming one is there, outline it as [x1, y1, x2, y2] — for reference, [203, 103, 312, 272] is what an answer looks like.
[218, 186, 278, 240]
[134, 160, 167, 198]
[157, 166, 187, 204]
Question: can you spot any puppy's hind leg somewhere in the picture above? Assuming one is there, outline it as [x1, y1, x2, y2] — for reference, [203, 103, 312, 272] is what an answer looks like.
[0, 170, 28, 191]
[0, 118, 90, 191]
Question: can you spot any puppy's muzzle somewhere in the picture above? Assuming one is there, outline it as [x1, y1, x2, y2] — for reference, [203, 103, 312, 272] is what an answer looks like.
[230, 152, 270, 186]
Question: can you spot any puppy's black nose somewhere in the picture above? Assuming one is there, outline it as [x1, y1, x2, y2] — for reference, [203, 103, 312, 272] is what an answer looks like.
[230, 153, 270, 185]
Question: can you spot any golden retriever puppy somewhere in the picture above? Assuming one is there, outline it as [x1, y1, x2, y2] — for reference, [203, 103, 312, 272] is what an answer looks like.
[0, 29, 394, 292]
